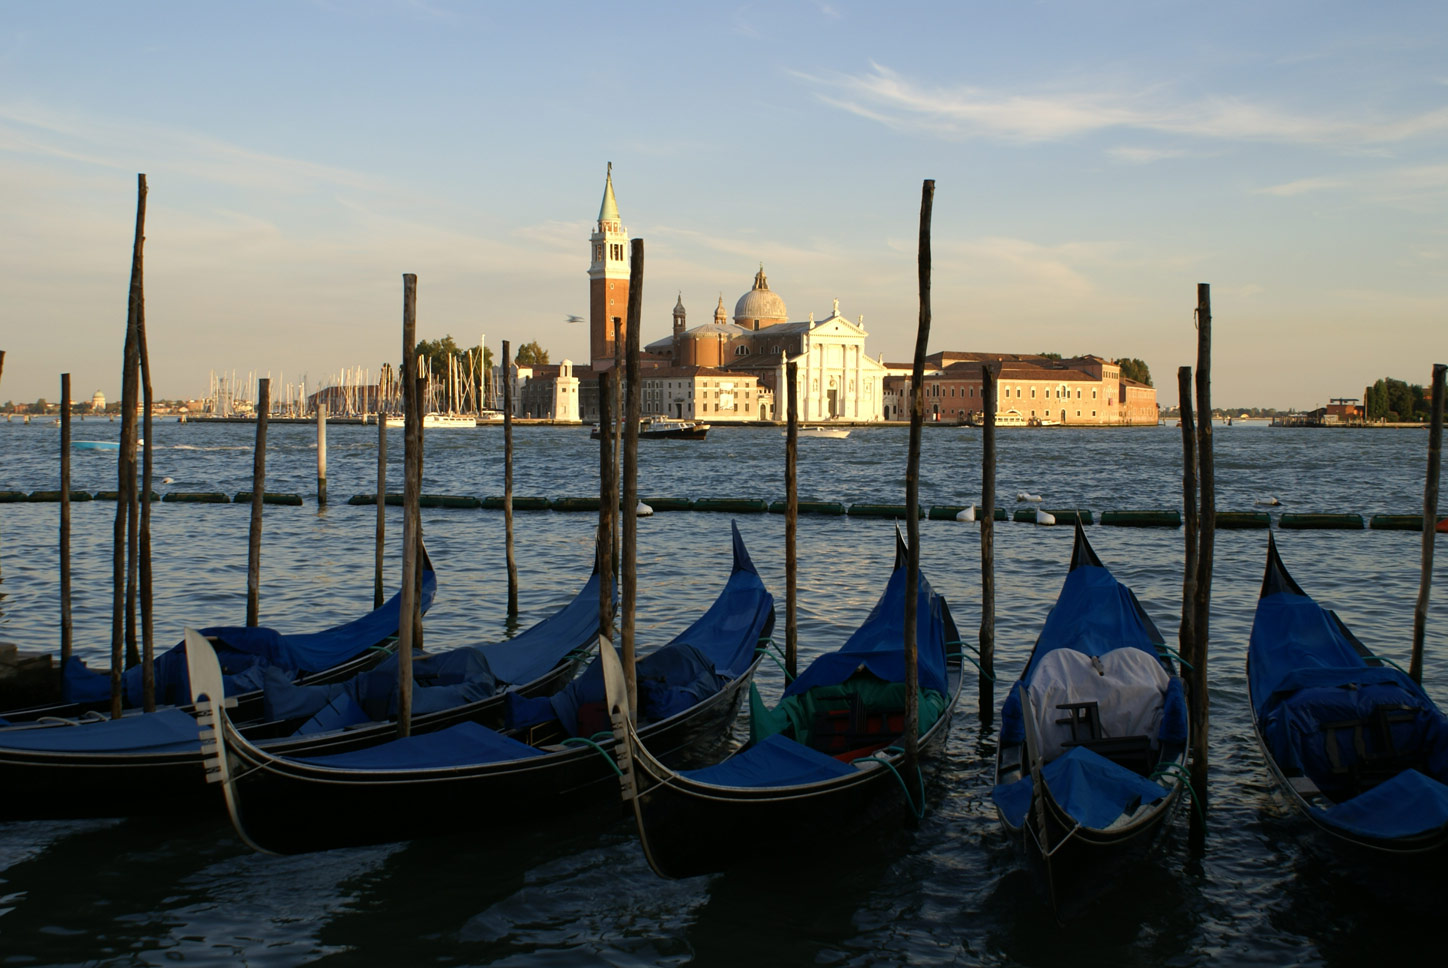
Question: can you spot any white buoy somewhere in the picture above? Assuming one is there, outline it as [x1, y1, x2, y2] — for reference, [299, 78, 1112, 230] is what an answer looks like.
[1036, 510, 1057, 526]
[1017, 491, 1043, 503]
[1255, 496, 1281, 506]
[956, 505, 976, 523]
[162, 477, 174, 485]
[635, 501, 653, 517]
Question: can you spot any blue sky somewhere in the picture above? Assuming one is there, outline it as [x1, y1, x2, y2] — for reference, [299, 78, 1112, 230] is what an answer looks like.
[2, 1, 1445, 408]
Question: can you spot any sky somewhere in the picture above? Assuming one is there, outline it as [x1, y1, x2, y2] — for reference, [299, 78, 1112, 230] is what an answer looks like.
[2, 0, 1446, 410]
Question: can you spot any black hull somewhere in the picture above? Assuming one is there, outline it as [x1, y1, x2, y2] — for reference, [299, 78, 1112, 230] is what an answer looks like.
[220, 658, 760, 854]
[0, 654, 584, 821]
[631, 660, 964, 879]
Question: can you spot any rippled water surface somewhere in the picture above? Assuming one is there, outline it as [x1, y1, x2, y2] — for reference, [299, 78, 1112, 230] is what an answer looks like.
[1, 418, 1445, 966]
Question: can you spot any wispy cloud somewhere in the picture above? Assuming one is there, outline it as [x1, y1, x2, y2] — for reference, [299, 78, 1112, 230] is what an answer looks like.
[795, 62, 1448, 147]
[1108, 146, 1186, 165]
[1257, 176, 1349, 196]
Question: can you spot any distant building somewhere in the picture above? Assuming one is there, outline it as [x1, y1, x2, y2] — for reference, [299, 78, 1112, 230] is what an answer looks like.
[511, 360, 582, 421]
[882, 352, 1157, 426]
[91, 390, 105, 412]
[587, 167, 884, 423]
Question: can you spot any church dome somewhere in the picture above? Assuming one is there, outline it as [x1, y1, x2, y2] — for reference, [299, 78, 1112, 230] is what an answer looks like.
[733, 265, 788, 329]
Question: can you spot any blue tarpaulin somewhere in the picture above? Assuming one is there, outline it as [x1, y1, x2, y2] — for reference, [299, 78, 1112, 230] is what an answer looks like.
[0, 708, 200, 754]
[683, 734, 857, 788]
[294, 720, 545, 770]
[1320, 768, 1448, 839]
[783, 557, 949, 698]
[507, 523, 775, 736]
[991, 746, 1168, 831]
[62, 567, 438, 708]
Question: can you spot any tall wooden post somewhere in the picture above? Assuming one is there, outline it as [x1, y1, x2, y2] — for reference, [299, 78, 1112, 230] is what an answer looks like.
[503, 340, 518, 619]
[316, 402, 328, 506]
[622, 240, 644, 717]
[597, 369, 616, 641]
[411, 371, 426, 652]
[785, 361, 799, 680]
[137, 257, 155, 710]
[1190, 283, 1215, 847]
[247, 379, 270, 627]
[1178, 366, 1199, 699]
[397, 274, 420, 737]
[60, 374, 73, 668]
[1410, 363, 1446, 683]
[111, 174, 145, 719]
[374, 381, 387, 610]
[612, 316, 624, 568]
[903, 178, 934, 769]
[979, 364, 998, 723]
[0, 350, 5, 579]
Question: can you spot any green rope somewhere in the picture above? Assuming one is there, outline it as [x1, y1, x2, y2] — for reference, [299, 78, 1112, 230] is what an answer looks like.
[561, 735, 623, 777]
[946, 638, 982, 657]
[855, 745, 926, 820]
[1150, 761, 1206, 825]
[1156, 645, 1194, 671]
[950, 651, 996, 682]
[759, 649, 795, 683]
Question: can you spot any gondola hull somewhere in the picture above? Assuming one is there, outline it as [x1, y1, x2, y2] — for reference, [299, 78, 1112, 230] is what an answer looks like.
[0, 653, 584, 820]
[210, 655, 760, 854]
[625, 659, 963, 879]
[1247, 534, 1448, 859]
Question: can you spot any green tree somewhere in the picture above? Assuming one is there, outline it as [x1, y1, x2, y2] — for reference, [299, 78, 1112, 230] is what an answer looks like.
[1038, 351, 1062, 360]
[1367, 377, 1428, 421]
[1115, 357, 1152, 387]
[32, 397, 49, 413]
[515, 341, 549, 366]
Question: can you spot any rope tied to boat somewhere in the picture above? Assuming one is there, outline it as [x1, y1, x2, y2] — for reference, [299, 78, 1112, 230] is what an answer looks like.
[854, 745, 926, 820]
[1155, 644, 1194, 671]
[1149, 761, 1206, 825]
[561, 734, 623, 777]
[948, 650, 995, 682]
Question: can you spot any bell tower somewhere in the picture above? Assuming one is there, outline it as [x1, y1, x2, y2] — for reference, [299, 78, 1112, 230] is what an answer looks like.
[588, 162, 630, 369]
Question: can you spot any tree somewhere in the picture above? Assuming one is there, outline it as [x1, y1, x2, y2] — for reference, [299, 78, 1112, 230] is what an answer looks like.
[1037, 351, 1062, 360]
[1366, 377, 1428, 421]
[1116, 357, 1152, 387]
[515, 341, 549, 366]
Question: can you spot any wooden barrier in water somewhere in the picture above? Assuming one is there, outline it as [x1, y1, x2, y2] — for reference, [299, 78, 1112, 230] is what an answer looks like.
[769, 499, 845, 516]
[1278, 512, 1363, 530]
[161, 492, 229, 503]
[847, 503, 924, 519]
[28, 490, 94, 502]
[234, 491, 304, 506]
[694, 498, 768, 513]
[1012, 508, 1092, 525]
[1101, 510, 1181, 527]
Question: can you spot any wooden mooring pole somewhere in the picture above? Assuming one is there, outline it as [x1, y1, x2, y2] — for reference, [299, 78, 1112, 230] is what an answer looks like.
[1178, 365, 1199, 707]
[138, 261, 155, 710]
[597, 369, 616, 642]
[0, 350, 5, 578]
[246, 378, 270, 627]
[111, 173, 145, 719]
[902, 178, 934, 771]
[622, 240, 643, 718]
[60, 374, 73, 669]
[785, 361, 799, 681]
[979, 364, 997, 724]
[503, 340, 518, 619]
[1190, 283, 1216, 848]
[1410, 362, 1446, 683]
[374, 375, 387, 610]
[316, 401, 328, 507]
[397, 274, 421, 737]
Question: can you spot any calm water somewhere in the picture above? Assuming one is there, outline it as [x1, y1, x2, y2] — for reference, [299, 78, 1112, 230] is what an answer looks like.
[1, 418, 1445, 966]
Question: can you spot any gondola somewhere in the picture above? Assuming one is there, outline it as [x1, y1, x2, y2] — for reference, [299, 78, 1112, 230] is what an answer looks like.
[1247, 533, 1448, 857]
[185, 523, 775, 854]
[602, 531, 963, 878]
[0, 557, 439, 727]
[0, 555, 594, 820]
[991, 524, 1189, 917]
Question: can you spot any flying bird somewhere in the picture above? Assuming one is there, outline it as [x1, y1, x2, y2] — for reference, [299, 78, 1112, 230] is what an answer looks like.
[565, 314, 584, 324]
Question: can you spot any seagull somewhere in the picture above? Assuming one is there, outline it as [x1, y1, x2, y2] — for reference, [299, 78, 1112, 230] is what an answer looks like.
[565, 314, 584, 324]
[162, 477, 174, 485]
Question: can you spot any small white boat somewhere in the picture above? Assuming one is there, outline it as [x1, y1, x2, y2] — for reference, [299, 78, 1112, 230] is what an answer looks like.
[384, 413, 477, 429]
[782, 426, 851, 439]
[995, 409, 1027, 427]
